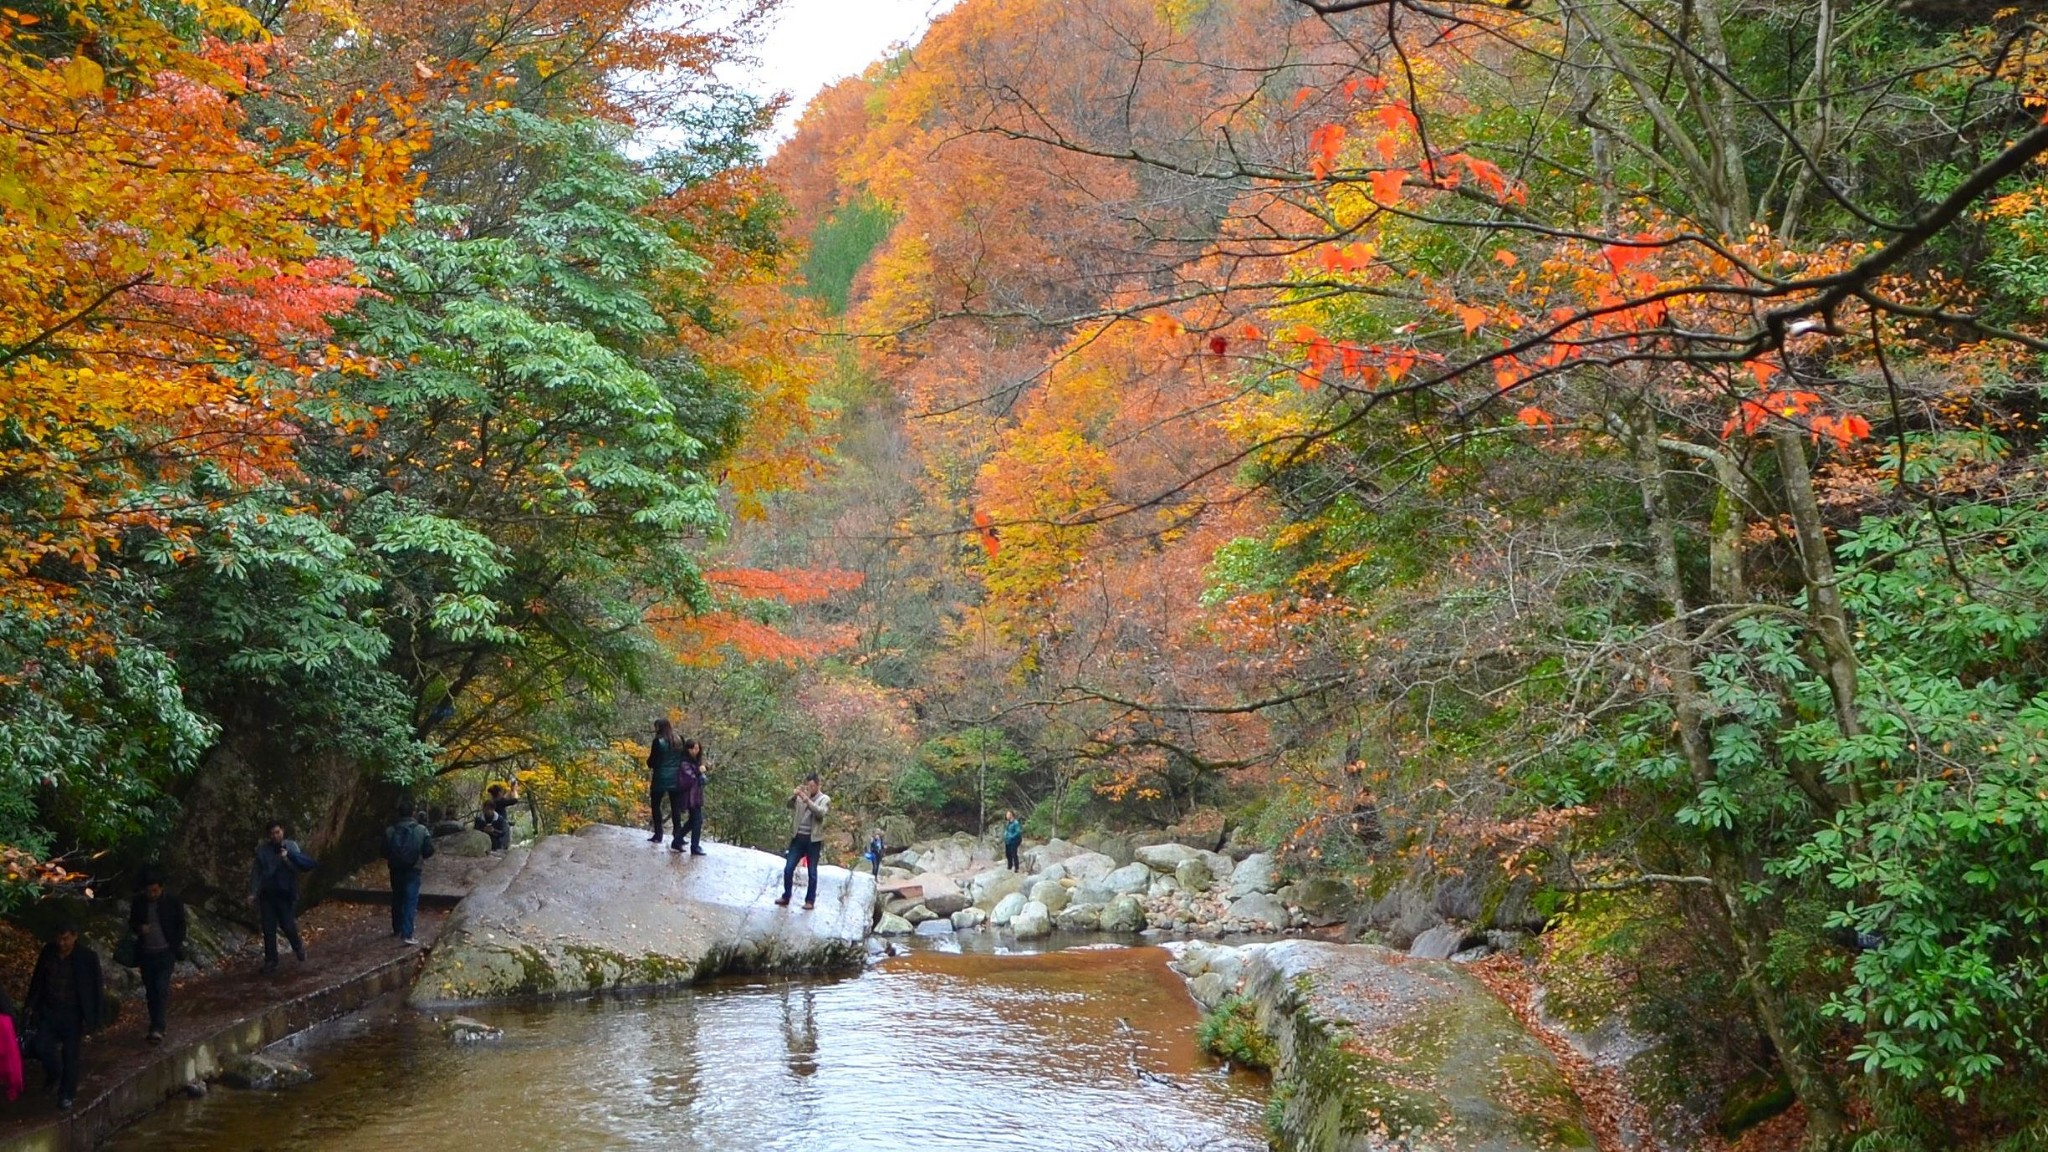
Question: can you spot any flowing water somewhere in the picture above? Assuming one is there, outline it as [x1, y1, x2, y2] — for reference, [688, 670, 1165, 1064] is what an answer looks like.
[106, 939, 1267, 1152]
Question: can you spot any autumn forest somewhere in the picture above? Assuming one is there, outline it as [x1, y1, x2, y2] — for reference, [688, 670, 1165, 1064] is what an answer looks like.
[6, 0, 2048, 1146]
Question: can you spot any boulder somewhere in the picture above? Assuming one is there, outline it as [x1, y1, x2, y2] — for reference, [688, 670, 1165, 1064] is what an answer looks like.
[1148, 874, 1183, 899]
[1028, 880, 1071, 914]
[951, 907, 987, 930]
[1074, 884, 1116, 908]
[1282, 877, 1354, 923]
[1101, 894, 1147, 933]
[410, 824, 872, 1006]
[1101, 862, 1153, 895]
[905, 904, 940, 925]
[1451, 946, 1493, 964]
[444, 1016, 502, 1043]
[1134, 843, 1201, 871]
[1054, 903, 1103, 932]
[219, 1052, 312, 1091]
[1409, 924, 1467, 960]
[1060, 851, 1119, 884]
[1230, 852, 1280, 898]
[874, 913, 914, 936]
[438, 829, 494, 858]
[889, 850, 921, 870]
[1018, 838, 1085, 873]
[1028, 863, 1068, 886]
[914, 918, 955, 937]
[909, 872, 968, 917]
[1011, 900, 1052, 939]
[1241, 941, 1592, 1151]
[877, 815, 917, 853]
[989, 892, 1027, 926]
[1188, 971, 1230, 1010]
[1174, 857, 1213, 892]
[969, 870, 1027, 908]
[1197, 850, 1235, 884]
[1227, 892, 1289, 930]
[883, 896, 921, 918]
[1072, 830, 1134, 864]
[911, 834, 987, 877]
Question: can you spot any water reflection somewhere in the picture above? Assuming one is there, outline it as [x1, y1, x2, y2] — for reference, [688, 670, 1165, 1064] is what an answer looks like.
[105, 942, 1265, 1152]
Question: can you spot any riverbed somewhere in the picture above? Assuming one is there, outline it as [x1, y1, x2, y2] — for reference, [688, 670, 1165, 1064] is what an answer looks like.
[105, 939, 1265, 1151]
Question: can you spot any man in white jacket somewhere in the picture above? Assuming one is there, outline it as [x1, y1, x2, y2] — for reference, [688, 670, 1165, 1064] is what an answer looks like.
[775, 773, 830, 910]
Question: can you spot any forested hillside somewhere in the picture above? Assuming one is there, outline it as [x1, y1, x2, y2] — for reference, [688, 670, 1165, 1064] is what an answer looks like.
[732, 0, 2048, 1146]
[0, 0, 820, 903]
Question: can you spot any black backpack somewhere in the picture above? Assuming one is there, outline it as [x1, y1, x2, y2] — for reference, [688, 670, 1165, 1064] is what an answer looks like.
[385, 823, 424, 869]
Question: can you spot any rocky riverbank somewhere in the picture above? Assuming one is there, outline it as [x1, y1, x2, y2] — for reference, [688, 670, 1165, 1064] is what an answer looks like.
[870, 833, 1341, 939]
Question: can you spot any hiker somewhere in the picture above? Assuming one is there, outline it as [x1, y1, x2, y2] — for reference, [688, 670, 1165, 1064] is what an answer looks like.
[474, 782, 521, 852]
[775, 772, 830, 910]
[647, 718, 686, 850]
[382, 799, 436, 945]
[865, 830, 885, 879]
[0, 985, 22, 1104]
[127, 868, 186, 1045]
[251, 821, 318, 971]
[25, 923, 102, 1111]
[1002, 810, 1023, 872]
[676, 739, 708, 856]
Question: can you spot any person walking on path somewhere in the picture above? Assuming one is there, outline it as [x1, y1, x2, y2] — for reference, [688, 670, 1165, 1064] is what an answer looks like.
[127, 869, 186, 1045]
[1002, 811, 1023, 872]
[647, 719, 686, 849]
[775, 773, 830, 910]
[25, 923, 102, 1111]
[865, 830, 885, 879]
[474, 782, 521, 852]
[251, 821, 318, 971]
[676, 739, 709, 856]
[382, 800, 435, 945]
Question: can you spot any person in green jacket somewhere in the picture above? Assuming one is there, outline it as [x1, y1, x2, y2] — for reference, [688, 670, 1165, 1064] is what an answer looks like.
[647, 718, 687, 850]
[1003, 810, 1024, 871]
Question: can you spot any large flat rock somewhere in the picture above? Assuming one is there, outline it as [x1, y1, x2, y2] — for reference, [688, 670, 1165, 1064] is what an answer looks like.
[1242, 940, 1592, 1152]
[410, 824, 873, 1006]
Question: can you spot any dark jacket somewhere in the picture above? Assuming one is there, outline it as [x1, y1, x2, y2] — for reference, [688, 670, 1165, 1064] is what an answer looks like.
[648, 737, 685, 792]
[251, 839, 318, 897]
[679, 751, 705, 810]
[129, 892, 188, 959]
[26, 942, 104, 1032]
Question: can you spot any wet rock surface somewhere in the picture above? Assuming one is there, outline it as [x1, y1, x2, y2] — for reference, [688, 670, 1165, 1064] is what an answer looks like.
[411, 824, 872, 1006]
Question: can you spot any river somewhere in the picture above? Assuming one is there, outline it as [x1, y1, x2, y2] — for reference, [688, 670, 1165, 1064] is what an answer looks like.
[105, 938, 1267, 1151]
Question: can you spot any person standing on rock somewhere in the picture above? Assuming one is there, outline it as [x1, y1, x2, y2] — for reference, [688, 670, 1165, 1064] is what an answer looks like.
[865, 830, 885, 879]
[647, 718, 687, 849]
[676, 738, 708, 856]
[474, 782, 520, 852]
[25, 922, 102, 1111]
[1002, 810, 1023, 872]
[775, 772, 830, 910]
[382, 799, 436, 945]
[127, 868, 186, 1045]
[251, 821, 318, 971]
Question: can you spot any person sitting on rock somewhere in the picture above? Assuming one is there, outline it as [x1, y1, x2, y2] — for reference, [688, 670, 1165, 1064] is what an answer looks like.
[775, 772, 830, 911]
[473, 782, 521, 852]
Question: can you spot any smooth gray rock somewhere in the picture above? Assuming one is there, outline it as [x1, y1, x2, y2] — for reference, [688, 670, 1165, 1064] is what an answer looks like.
[1227, 892, 1289, 930]
[1409, 923, 1467, 960]
[1054, 903, 1103, 932]
[1188, 971, 1230, 1010]
[969, 870, 1027, 908]
[1451, 946, 1493, 964]
[438, 829, 494, 858]
[445, 1015, 502, 1043]
[1101, 862, 1153, 895]
[1028, 880, 1070, 914]
[1102, 894, 1147, 933]
[1230, 853, 1280, 898]
[1282, 877, 1354, 924]
[1134, 843, 1201, 871]
[411, 824, 872, 1006]
[904, 903, 938, 925]
[914, 918, 955, 937]
[219, 1052, 312, 1091]
[1149, 874, 1184, 899]
[1060, 851, 1119, 884]
[989, 892, 1027, 926]
[951, 907, 987, 930]
[1011, 900, 1052, 938]
[874, 912, 914, 936]
[1174, 857, 1212, 892]
[1018, 838, 1085, 873]
[913, 873, 969, 918]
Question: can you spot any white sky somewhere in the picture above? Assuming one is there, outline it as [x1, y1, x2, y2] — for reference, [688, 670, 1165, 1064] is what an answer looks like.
[735, 0, 958, 148]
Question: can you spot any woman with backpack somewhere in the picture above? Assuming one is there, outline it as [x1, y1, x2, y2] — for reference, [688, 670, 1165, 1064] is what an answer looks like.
[675, 739, 709, 856]
[647, 719, 687, 850]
